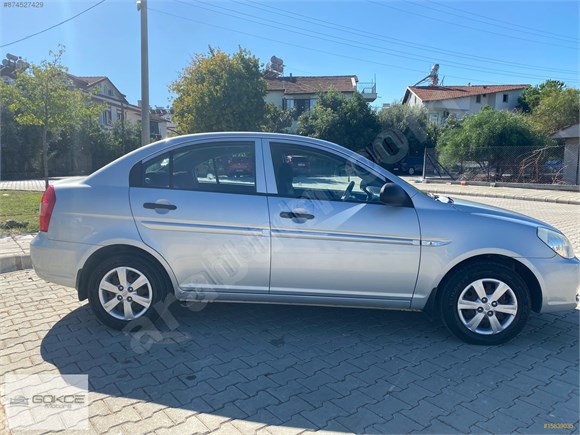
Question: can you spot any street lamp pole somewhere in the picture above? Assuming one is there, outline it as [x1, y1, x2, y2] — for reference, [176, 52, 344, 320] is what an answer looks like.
[137, 0, 150, 147]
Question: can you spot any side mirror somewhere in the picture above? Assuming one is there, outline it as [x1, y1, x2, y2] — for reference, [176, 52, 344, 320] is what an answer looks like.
[380, 183, 411, 207]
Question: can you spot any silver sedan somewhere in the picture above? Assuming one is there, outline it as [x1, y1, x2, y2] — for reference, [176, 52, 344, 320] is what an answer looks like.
[30, 133, 579, 345]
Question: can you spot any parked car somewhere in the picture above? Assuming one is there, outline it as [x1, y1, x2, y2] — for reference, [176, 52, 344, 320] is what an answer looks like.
[393, 156, 424, 176]
[542, 160, 563, 175]
[31, 133, 579, 345]
[226, 156, 253, 177]
[287, 155, 311, 175]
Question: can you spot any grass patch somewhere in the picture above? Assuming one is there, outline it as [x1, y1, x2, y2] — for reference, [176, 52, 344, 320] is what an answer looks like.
[0, 190, 42, 235]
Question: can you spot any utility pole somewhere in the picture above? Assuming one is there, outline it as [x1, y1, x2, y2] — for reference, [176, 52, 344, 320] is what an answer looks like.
[137, 0, 150, 146]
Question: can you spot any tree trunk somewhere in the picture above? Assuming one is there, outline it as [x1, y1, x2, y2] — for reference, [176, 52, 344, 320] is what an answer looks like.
[42, 126, 49, 189]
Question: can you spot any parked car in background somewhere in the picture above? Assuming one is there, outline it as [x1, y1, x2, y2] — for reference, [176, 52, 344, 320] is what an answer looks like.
[393, 156, 424, 176]
[31, 133, 579, 345]
[287, 155, 311, 175]
[226, 156, 254, 177]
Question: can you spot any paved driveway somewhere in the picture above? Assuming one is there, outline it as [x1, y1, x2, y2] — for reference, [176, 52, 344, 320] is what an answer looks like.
[1, 196, 578, 434]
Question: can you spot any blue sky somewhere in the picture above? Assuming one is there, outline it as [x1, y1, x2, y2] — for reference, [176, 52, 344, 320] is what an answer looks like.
[1, 0, 578, 109]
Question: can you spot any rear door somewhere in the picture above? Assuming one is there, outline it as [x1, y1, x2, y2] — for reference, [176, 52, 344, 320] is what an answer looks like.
[129, 139, 271, 294]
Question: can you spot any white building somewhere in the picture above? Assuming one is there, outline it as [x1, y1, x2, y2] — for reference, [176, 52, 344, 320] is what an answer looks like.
[265, 75, 377, 131]
[402, 84, 529, 124]
[68, 75, 170, 139]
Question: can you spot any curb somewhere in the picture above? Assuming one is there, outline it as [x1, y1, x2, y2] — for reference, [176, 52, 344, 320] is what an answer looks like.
[420, 187, 580, 205]
[0, 254, 32, 274]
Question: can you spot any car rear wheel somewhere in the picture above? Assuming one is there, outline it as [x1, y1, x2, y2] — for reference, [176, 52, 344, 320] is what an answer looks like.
[408, 167, 415, 175]
[439, 262, 530, 345]
[87, 255, 169, 330]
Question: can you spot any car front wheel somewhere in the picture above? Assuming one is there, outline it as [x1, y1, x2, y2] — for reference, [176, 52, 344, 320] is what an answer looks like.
[439, 262, 531, 345]
[87, 255, 169, 330]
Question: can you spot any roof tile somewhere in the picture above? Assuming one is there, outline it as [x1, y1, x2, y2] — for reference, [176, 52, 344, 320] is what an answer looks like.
[266, 75, 357, 95]
[409, 84, 529, 102]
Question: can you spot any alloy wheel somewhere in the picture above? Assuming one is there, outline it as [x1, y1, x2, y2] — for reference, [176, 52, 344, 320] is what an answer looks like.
[456, 278, 518, 335]
[98, 267, 153, 321]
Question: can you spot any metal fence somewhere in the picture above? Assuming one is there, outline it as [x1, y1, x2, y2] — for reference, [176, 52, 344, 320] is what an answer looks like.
[422, 145, 580, 186]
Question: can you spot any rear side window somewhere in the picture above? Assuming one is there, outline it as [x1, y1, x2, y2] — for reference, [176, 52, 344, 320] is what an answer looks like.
[139, 142, 256, 194]
[143, 153, 171, 188]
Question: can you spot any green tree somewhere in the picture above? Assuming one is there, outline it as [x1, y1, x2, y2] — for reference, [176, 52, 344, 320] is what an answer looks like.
[517, 80, 579, 135]
[170, 47, 267, 134]
[437, 107, 547, 180]
[531, 87, 579, 135]
[261, 103, 293, 133]
[0, 105, 42, 178]
[517, 80, 565, 113]
[0, 48, 102, 187]
[296, 90, 379, 152]
[378, 103, 437, 157]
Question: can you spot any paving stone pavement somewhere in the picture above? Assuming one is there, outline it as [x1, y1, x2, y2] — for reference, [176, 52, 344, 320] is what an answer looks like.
[0, 197, 579, 434]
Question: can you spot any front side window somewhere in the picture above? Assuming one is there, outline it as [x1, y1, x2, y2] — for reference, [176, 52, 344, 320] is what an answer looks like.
[270, 142, 384, 203]
[141, 142, 256, 193]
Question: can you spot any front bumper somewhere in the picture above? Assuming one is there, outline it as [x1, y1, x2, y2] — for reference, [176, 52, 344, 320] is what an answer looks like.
[30, 233, 91, 289]
[529, 255, 580, 313]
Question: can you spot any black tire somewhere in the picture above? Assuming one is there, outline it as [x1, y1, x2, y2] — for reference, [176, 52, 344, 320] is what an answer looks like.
[439, 262, 531, 345]
[87, 254, 170, 330]
[408, 167, 415, 175]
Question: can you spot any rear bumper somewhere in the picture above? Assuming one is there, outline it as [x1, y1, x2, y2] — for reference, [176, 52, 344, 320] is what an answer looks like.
[531, 255, 580, 313]
[30, 233, 91, 289]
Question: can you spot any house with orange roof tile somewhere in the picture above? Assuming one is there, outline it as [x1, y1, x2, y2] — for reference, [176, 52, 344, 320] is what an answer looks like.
[265, 75, 377, 131]
[402, 84, 529, 124]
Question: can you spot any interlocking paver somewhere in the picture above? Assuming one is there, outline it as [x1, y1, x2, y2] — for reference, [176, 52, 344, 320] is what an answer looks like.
[417, 418, 462, 434]
[203, 386, 247, 411]
[155, 415, 210, 434]
[301, 385, 344, 408]
[266, 397, 314, 422]
[391, 382, 438, 407]
[234, 391, 280, 416]
[301, 402, 352, 428]
[0, 195, 579, 434]
[368, 413, 423, 434]
[236, 375, 280, 397]
[473, 411, 527, 434]
[499, 399, 547, 424]
[365, 394, 413, 418]
[401, 399, 451, 427]
[438, 405, 489, 432]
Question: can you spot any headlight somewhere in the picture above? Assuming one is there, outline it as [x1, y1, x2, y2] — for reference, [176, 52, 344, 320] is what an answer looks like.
[537, 227, 575, 259]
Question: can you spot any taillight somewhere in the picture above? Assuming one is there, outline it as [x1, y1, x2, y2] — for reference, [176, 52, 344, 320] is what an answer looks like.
[39, 185, 56, 232]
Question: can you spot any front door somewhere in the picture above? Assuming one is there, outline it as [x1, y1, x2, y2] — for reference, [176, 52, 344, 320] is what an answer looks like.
[129, 139, 270, 294]
[264, 139, 421, 305]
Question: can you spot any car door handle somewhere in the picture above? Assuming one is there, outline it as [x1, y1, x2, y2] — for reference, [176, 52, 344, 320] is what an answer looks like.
[280, 211, 315, 220]
[143, 202, 177, 210]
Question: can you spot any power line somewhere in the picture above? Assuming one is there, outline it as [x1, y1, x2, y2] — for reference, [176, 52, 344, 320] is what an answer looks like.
[367, 0, 578, 51]
[0, 0, 107, 48]
[238, 0, 577, 75]
[149, 6, 579, 87]
[426, 0, 579, 43]
[412, 0, 578, 44]
[181, 0, 578, 82]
